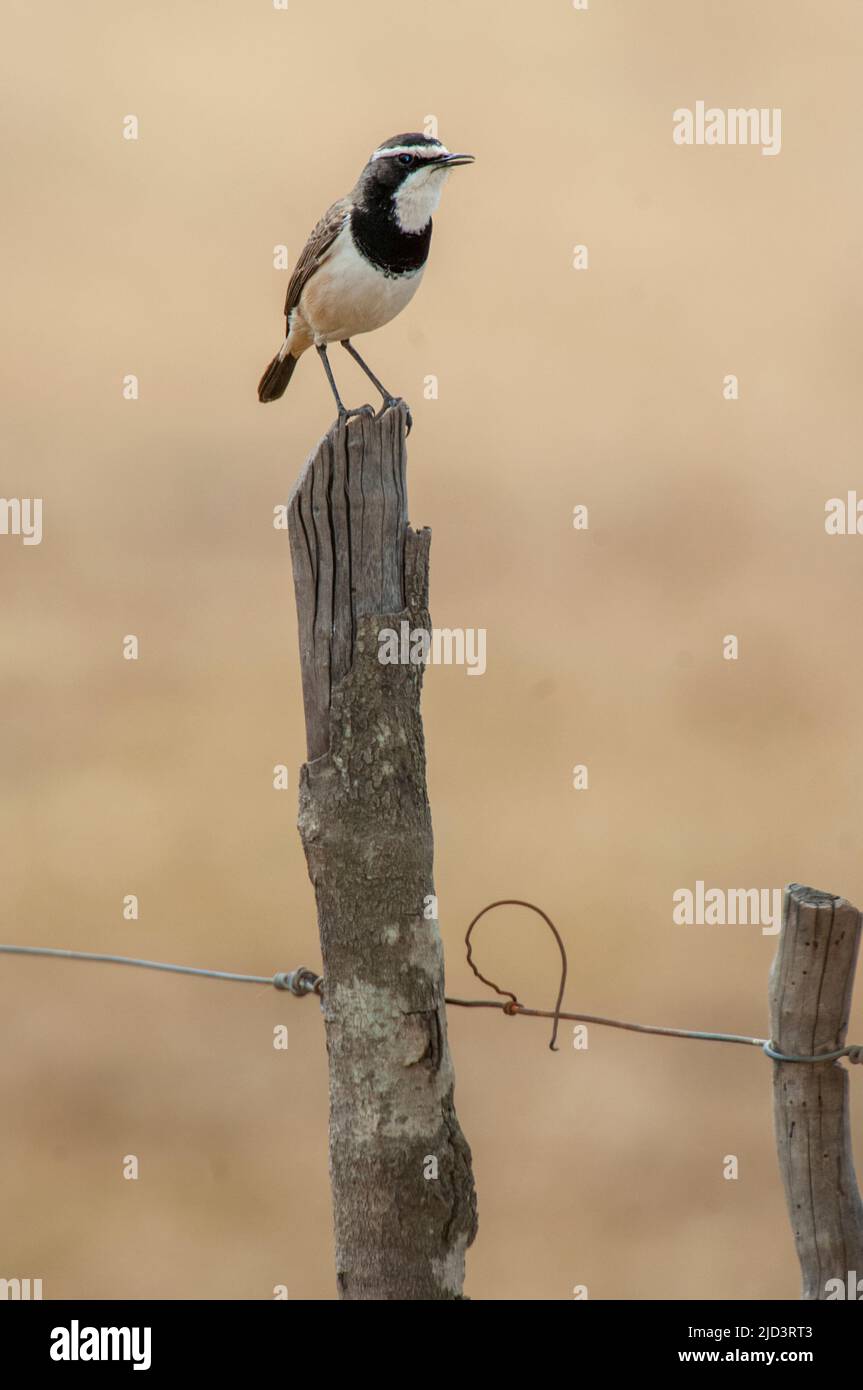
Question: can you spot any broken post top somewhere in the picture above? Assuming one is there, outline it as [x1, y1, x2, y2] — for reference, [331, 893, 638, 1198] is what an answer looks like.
[287, 403, 429, 761]
[785, 884, 847, 910]
[772, 883, 861, 1056]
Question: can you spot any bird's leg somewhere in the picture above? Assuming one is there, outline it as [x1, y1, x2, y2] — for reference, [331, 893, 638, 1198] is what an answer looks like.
[340, 339, 393, 402]
[316, 344, 373, 423]
[340, 339, 412, 434]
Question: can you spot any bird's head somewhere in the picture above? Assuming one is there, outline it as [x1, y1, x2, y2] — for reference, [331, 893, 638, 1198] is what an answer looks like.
[355, 133, 474, 233]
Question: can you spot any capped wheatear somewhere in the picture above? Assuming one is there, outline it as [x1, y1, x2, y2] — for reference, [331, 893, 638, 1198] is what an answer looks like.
[257, 132, 474, 429]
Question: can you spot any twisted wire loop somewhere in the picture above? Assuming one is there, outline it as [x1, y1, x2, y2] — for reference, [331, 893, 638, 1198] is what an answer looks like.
[762, 1041, 863, 1065]
[272, 967, 323, 997]
[464, 899, 568, 1051]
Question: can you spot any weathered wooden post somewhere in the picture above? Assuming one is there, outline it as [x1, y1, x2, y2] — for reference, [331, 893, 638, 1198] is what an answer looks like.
[287, 403, 477, 1300]
[768, 883, 863, 1299]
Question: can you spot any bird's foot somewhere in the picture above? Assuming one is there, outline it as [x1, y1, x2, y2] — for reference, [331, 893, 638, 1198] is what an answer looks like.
[376, 396, 412, 435]
[337, 403, 375, 425]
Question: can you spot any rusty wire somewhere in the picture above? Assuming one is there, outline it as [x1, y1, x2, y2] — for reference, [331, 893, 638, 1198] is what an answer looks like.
[462, 899, 568, 1051]
[447, 899, 772, 1055]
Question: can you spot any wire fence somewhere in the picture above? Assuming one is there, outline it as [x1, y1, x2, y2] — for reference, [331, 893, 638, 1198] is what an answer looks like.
[2, 899, 860, 1067]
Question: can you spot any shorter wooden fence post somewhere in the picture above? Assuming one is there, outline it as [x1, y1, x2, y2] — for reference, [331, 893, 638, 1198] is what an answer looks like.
[768, 883, 863, 1299]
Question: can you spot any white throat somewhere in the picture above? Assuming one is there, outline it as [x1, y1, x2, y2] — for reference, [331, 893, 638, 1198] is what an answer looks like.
[392, 165, 451, 234]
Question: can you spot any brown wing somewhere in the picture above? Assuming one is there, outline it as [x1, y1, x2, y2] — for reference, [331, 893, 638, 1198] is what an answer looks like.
[283, 198, 350, 327]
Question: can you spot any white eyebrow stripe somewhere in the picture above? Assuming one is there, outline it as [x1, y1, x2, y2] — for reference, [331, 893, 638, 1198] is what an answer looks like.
[371, 143, 450, 161]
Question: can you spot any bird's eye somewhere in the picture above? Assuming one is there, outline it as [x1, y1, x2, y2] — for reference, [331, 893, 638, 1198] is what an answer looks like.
[397, 153, 414, 166]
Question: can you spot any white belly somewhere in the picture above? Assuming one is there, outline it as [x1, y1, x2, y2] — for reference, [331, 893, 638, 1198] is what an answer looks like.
[298, 230, 425, 344]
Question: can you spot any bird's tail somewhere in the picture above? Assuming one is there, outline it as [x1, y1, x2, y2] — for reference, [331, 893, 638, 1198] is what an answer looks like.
[258, 348, 299, 403]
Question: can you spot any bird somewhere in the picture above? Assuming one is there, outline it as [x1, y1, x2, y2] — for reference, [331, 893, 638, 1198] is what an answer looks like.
[257, 132, 474, 430]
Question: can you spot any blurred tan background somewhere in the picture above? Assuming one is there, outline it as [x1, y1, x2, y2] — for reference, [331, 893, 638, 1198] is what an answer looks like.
[1, 0, 862, 1300]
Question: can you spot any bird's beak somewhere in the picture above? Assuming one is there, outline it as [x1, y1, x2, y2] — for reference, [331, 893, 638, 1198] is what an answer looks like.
[436, 153, 475, 168]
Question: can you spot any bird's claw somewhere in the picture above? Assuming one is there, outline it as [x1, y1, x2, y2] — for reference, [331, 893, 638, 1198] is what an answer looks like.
[377, 396, 412, 435]
[338, 404, 376, 424]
